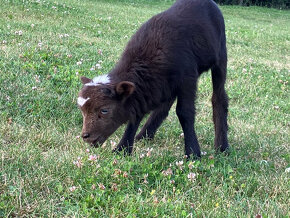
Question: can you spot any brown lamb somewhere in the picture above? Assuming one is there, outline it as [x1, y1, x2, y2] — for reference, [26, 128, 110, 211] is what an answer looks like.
[77, 0, 229, 158]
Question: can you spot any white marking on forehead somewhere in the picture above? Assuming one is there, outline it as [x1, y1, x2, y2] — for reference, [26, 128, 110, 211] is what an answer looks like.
[85, 74, 110, 86]
[77, 97, 90, 107]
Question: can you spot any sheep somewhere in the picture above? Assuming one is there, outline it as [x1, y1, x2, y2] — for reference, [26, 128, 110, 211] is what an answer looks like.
[77, 0, 229, 158]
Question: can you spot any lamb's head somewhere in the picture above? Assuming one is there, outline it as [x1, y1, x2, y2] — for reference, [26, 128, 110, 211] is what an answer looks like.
[78, 75, 135, 147]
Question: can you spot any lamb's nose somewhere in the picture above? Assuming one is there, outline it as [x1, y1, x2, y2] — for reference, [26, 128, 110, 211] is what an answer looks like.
[82, 133, 90, 139]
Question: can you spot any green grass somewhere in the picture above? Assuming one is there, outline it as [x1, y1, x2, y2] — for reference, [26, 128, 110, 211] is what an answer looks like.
[0, 0, 289, 217]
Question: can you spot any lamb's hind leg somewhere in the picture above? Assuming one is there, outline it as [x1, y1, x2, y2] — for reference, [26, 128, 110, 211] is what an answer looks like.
[136, 99, 175, 140]
[211, 61, 229, 152]
[176, 77, 201, 158]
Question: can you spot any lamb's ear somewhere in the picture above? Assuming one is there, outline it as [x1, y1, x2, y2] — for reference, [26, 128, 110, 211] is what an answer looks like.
[116, 81, 135, 97]
[81, 76, 92, 84]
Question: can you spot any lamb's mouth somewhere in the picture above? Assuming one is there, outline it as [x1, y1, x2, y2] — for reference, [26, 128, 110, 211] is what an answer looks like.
[90, 137, 106, 148]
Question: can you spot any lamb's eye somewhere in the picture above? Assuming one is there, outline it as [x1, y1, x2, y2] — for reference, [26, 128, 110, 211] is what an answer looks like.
[100, 109, 109, 115]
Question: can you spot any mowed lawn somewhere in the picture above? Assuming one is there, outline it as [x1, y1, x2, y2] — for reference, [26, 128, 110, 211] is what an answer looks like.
[0, 0, 289, 216]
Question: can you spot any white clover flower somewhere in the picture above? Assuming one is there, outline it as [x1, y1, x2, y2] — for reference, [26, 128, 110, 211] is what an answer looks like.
[73, 157, 83, 168]
[111, 183, 118, 191]
[98, 183, 105, 190]
[88, 154, 97, 161]
[69, 186, 77, 192]
[138, 188, 142, 194]
[260, 160, 268, 165]
[161, 168, 173, 176]
[110, 140, 117, 147]
[176, 160, 183, 167]
[123, 171, 128, 178]
[35, 75, 40, 83]
[146, 148, 153, 157]
[187, 172, 196, 182]
[95, 63, 102, 69]
[112, 159, 118, 165]
[188, 161, 195, 169]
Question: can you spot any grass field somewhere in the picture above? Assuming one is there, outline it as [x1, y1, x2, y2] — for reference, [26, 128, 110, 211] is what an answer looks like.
[0, 0, 289, 217]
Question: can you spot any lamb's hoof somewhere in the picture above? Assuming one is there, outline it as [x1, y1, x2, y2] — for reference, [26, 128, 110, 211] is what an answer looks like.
[112, 146, 132, 156]
[216, 145, 230, 155]
[186, 153, 201, 161]
[221, 146, 230, 155]
[112, 145, 123, 154]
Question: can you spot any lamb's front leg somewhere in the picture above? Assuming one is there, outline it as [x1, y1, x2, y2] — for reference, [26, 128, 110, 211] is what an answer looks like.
[113, 116, 143, 155]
